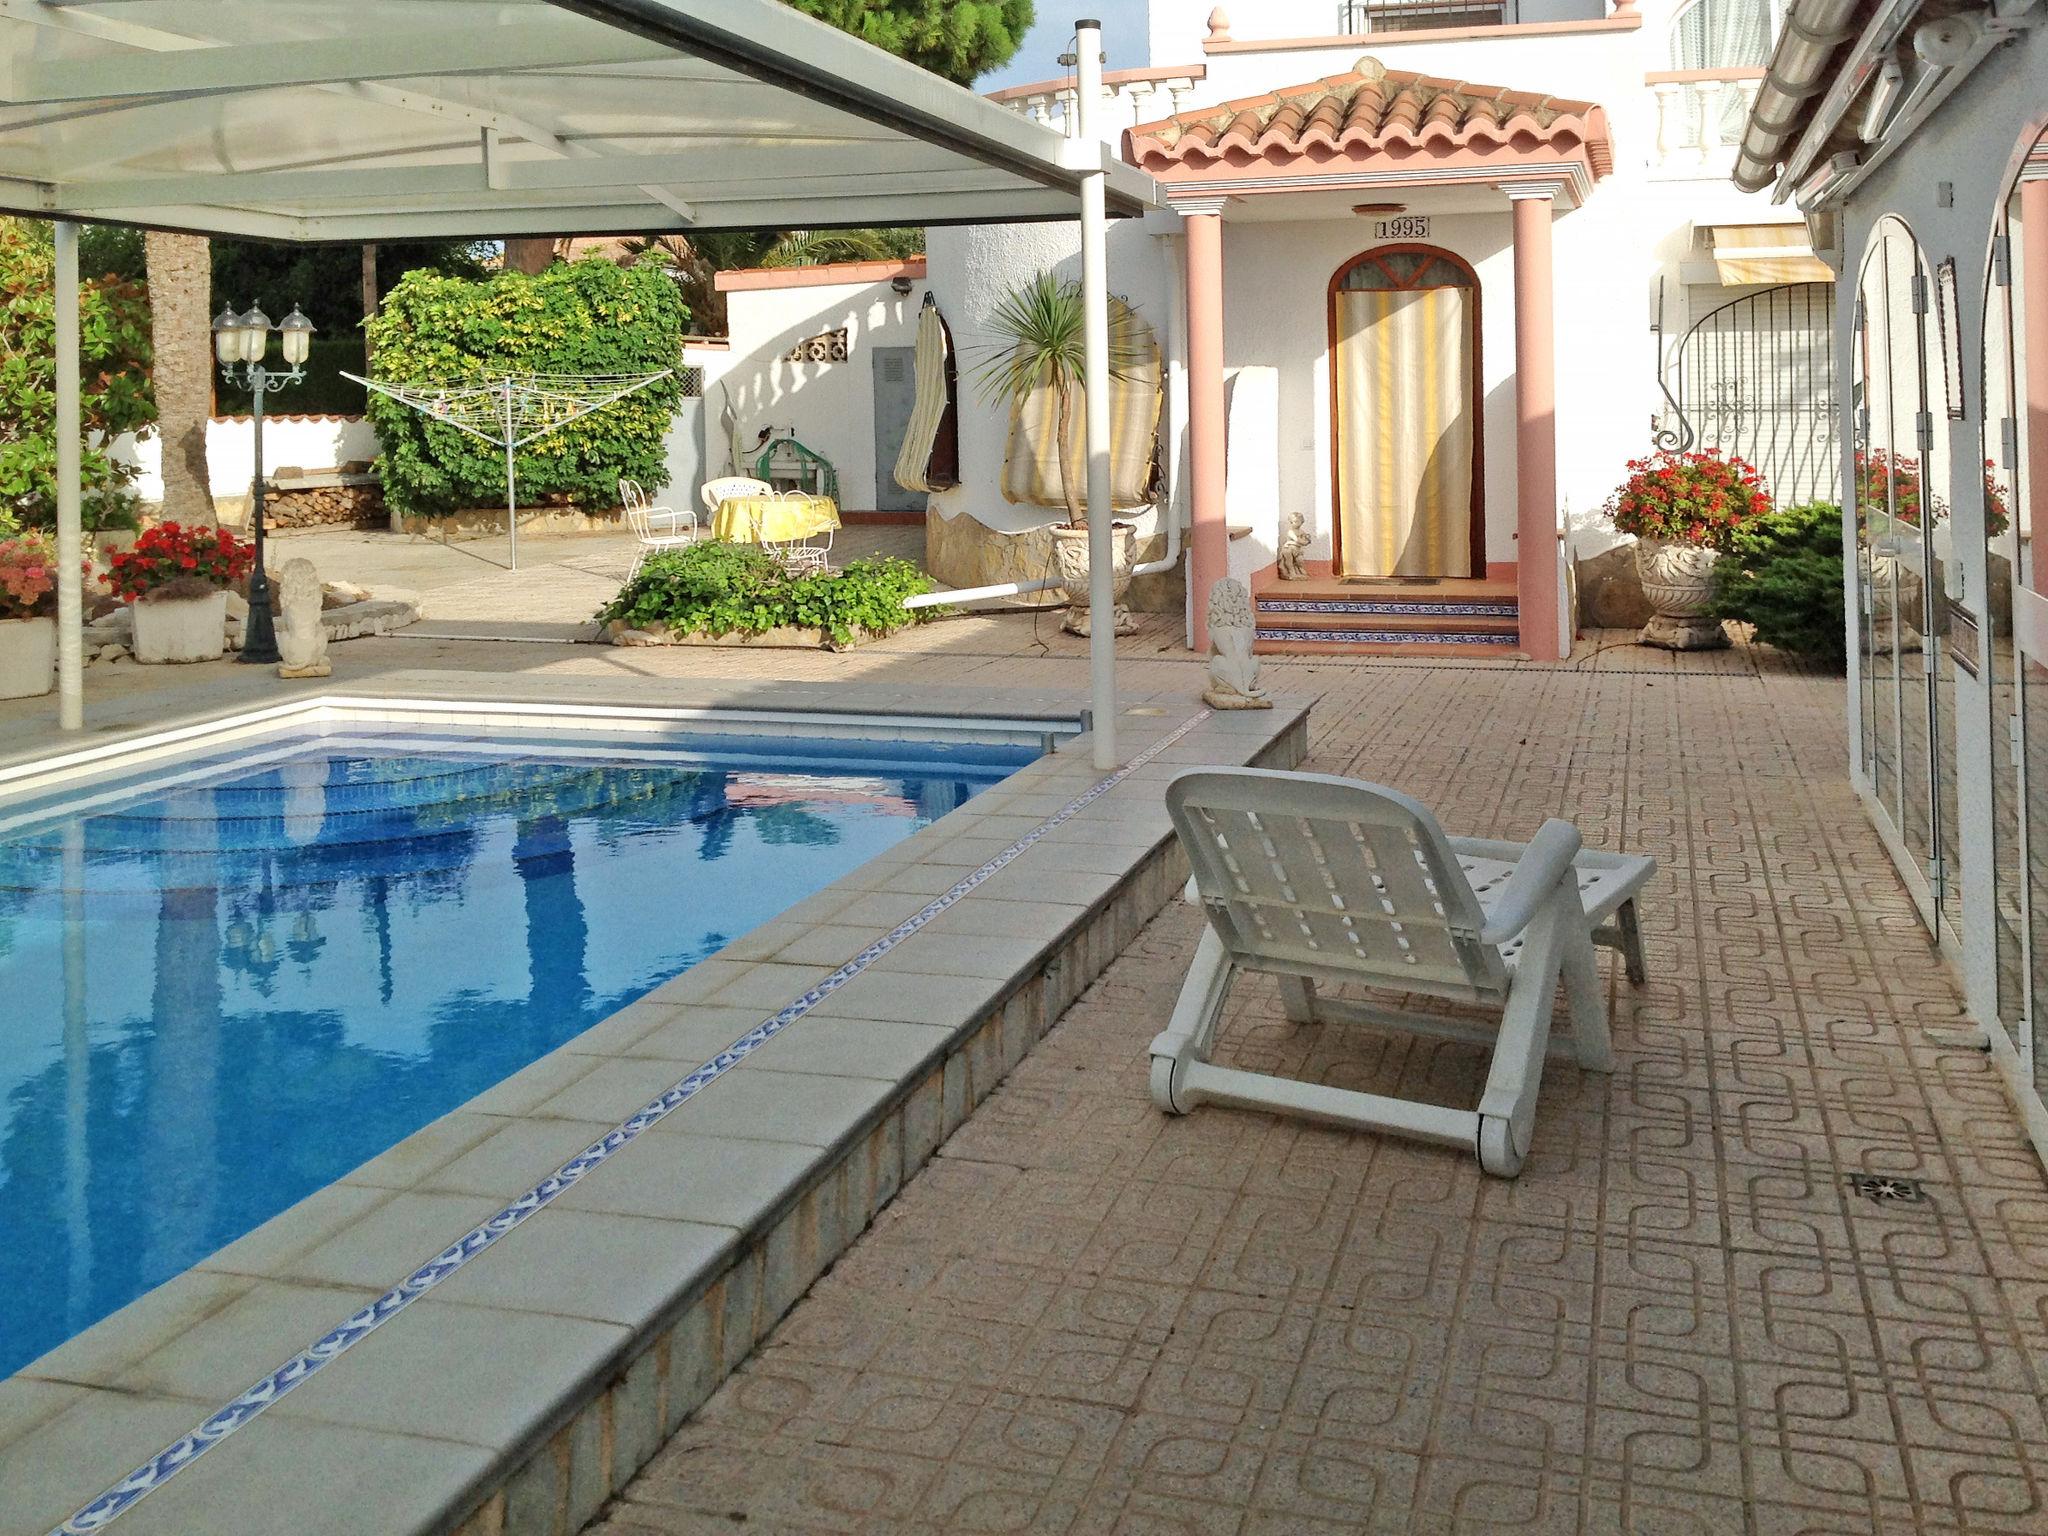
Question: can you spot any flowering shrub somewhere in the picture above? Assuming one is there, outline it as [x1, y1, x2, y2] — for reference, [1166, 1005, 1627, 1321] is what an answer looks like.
[1855, 449, 1939, 529]
[103, 522, 253, 602]
[1982, 460, 2011, 539]
[1855, 451, 2010, 539]
[0, 219, 154, 530]
[0, 531, 82, 620]
[1605, 450, 1769, 551]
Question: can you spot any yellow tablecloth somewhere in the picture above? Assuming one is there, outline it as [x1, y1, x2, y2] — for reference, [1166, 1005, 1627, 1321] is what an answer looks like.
[711, 495, 839, 543]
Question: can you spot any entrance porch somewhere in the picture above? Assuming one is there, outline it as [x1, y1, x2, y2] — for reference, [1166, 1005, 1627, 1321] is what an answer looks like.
[1124, 59, 1615, 660]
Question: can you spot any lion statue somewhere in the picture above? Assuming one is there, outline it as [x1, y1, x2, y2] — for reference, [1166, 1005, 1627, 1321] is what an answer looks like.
[1202, 577, 1270, 710]
[275, 557, 331, 678]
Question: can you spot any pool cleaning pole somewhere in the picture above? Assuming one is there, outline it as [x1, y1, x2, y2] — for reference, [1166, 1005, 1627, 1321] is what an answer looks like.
[54, 221, 83, 732]
[1076, 17, 1117, 771]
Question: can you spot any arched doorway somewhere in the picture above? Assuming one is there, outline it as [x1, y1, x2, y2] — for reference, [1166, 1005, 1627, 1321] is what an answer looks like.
[1329, 245, 1482, 579]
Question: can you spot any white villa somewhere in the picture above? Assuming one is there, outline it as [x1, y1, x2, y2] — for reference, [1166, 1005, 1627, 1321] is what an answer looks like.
[703, 0, 1829, 658]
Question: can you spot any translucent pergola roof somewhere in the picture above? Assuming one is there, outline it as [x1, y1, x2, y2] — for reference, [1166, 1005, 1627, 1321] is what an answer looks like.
[0, 0, 1160, 240]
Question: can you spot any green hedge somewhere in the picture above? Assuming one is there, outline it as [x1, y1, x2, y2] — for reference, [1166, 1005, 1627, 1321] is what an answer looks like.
[364, 257, 687, 520]
[598, 541, 945, 647]
[1710, 502, 1847, 668]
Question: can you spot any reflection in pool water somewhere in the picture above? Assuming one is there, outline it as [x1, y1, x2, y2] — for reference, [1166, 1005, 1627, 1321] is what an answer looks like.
[0, 728, 1027, 1378]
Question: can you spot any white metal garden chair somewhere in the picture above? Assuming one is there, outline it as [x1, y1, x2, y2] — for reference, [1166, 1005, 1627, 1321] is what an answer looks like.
[767, 489, 832, 576]
[620, 478, 696, 580]
[1149, 767, 1654, 1177]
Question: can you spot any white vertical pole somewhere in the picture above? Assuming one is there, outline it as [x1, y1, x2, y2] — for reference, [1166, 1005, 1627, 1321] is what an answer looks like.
[505, 382, 519, 571]
[54, 221, 83, 732]
[1075, 17, 1117, 771]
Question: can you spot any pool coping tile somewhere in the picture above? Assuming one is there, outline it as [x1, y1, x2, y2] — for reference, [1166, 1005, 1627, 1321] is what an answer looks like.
[3, 680, 1309, 1536]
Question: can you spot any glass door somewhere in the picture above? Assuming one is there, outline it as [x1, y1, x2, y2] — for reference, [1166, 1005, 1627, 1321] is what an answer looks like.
[1988, 146, 2048, 1111]
[1854, 217, 1944, 924]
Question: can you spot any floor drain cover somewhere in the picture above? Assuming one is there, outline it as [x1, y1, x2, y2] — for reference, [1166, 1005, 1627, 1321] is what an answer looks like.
[1845, 1172, 1929, 1204]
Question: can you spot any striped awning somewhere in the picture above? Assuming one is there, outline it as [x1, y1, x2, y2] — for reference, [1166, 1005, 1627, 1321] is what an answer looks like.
[1708, 223, 1831, 284]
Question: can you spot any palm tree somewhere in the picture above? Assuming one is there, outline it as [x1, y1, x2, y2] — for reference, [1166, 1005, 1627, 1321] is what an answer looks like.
[143, 231, 215, 527]
[972, 272, 1147, 529]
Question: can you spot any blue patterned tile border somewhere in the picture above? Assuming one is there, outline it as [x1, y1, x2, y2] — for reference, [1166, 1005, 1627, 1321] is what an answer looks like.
[1257, 599, 1516, 618]
[1257, 626, 1519, 646]
[51, 708, 1214, 1536]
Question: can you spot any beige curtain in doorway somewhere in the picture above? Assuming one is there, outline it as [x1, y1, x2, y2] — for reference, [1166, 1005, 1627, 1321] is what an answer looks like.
[1335, 286, 1474, 578]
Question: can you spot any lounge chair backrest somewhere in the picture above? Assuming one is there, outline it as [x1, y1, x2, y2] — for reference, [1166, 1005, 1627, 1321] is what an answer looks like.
[1167, 767, 1511, 996]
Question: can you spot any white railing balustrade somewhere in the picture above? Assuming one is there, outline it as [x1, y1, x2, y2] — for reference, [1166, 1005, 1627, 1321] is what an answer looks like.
[990, 70, 1206, 141]
[1649, 73, 1764, 177]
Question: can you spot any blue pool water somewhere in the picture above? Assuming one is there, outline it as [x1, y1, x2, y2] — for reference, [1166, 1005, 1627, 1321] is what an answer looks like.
[0, 725, 1029, 1379]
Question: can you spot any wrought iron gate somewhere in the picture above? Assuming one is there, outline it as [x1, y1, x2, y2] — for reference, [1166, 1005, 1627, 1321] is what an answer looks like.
[1657, 282, 1838, 507]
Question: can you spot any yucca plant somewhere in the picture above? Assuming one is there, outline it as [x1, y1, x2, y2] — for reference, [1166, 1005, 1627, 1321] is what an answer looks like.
[973, 272, 1148, 528]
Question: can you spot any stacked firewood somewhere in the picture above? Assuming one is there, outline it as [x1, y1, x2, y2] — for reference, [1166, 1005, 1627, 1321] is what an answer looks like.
[262, 483, 385, 528]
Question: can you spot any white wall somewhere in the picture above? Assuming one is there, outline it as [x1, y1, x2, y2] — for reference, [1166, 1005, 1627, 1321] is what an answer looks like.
[699, 275, 929, 512]
[114, 415, 382, 504]
[923, 219, 1177, 547]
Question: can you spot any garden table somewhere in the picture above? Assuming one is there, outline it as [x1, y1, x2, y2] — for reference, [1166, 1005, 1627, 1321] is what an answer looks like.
[711, 494, 840, 544]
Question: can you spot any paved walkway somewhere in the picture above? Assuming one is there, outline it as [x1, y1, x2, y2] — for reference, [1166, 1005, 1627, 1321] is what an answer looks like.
[562, 643, 2043, 1536]
[10, 550, 2042, 1532]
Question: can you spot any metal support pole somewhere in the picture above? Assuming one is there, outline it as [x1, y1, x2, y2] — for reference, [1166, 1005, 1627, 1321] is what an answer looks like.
[54, 221, 83, 730]
[1076, 17, 1117, 771]
[240, 372, 282, 664]
[505, 382, 519, 571]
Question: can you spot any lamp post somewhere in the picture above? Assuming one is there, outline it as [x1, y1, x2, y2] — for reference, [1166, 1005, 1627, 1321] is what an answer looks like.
[213, 301, 314, 665]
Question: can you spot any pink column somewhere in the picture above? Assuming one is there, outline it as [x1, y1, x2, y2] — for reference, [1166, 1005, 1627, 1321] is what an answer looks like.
[1184, 202, 1229, 653]
[2023, 178, 2048, 593]
[1508, 183, 1564, 661]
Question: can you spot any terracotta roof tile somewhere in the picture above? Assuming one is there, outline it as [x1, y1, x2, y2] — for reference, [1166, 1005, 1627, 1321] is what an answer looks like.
[1123, 56, 1613, 181]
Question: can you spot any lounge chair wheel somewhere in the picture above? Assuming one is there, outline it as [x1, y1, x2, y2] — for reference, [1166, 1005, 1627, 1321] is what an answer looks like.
[1477, 1114, 1526, 1178]
[1149, 1050, 1189, 1115]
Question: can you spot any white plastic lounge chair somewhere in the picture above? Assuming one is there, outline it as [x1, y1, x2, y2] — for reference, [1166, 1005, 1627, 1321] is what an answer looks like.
[1149, 767, 1654, 1177]
[699, 474, 772, 515]
[620, 478, 696, 580]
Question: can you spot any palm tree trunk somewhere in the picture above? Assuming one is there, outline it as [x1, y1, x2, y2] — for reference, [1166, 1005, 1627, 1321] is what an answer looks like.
[144, 231, 216, 528]
[1055, 378, 1084, 528]
[502, 238, 556, 275]
[360, 244, 378, 370]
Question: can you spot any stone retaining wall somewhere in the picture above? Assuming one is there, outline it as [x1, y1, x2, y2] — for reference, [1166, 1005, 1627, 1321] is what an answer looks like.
[925, 512, 1184, 612]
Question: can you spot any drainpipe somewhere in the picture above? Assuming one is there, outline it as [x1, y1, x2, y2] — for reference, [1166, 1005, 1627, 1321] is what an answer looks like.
[1129, 226, 1188, 584]
[1732, 0, 1864, 193]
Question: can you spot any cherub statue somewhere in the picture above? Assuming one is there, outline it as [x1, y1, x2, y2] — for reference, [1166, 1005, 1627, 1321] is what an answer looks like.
[1276, 511, 1309, 581]
[1202, 577, 1271, 710]
[275, 557, 331, 678]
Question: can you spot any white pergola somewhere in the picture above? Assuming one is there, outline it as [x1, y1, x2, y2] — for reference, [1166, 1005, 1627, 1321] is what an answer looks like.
[0, 0, 1154, 767]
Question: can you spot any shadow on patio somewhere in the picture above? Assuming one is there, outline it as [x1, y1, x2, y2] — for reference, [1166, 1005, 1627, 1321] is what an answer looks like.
[566, 638, 2046, 1536]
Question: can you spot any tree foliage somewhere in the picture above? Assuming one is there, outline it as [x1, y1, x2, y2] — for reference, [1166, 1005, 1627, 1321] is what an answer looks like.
[620, 227, 923, 336]
[363, 257, 689, 520]
[787, 0, 1032, 84]
[79, 226, 489, 320]
[1710, 502, 1847, 668]
[0, 220, 155, 530]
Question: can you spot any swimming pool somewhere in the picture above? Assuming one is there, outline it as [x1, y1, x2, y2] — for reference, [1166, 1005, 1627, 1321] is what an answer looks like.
[0, 721, 1032, 1379]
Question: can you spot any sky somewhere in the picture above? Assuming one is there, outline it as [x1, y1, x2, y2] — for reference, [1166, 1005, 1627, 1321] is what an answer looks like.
[975, 0, 1153, 93]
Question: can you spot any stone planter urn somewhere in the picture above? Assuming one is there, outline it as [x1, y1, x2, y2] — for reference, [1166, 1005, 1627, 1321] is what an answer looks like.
[1634, 539, 1729, 650]
[132, 590, 229, 664]
[0, 615, 56, 699]
[1049, 522, 1138, 637]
